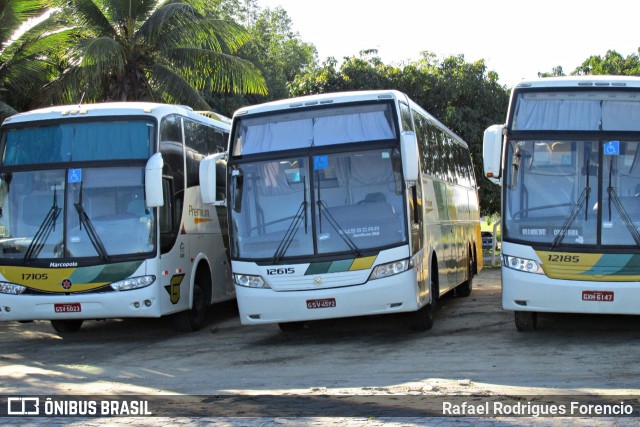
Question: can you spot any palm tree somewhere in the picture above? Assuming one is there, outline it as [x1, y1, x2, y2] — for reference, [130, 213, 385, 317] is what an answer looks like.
[0, 0, 71, 119]
[47, 0, 267, 109]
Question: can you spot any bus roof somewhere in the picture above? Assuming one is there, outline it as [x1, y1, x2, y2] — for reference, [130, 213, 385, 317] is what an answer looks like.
[233, 90, 409, 117]
[513, 75, 640, 90]
[2, 102, 230, 128]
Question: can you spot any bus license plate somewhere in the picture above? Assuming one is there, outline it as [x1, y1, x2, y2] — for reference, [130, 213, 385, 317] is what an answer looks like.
[582, 291, 614, 302]
[306, 298, 336, 309]
[54, 303, 82, 313]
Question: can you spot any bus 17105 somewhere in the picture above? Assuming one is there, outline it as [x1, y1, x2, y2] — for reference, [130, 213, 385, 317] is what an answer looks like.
[201, 90, 482, 331]
[0, 103, 234, 333]
[483, 76, 640, 331]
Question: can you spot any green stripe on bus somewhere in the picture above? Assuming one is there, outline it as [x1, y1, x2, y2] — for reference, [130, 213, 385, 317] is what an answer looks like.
[305, 262, 332, 275]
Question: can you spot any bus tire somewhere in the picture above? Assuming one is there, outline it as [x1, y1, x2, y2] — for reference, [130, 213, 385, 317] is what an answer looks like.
[456, 249, 474, 297]
[409, 263, 438, 331]
[514, 311, 537, 332]
[172, 271, 209, 332]
[50, 319, 83, 333]
[278, 321, 305, 332]
[409, 304, 434, 331]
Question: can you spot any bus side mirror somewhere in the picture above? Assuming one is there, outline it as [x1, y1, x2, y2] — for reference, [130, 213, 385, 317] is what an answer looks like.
[400, 131, 419, 183]
[483, 124, 504, 185]
[200, 153, 226, 206]
[145, 152, 164, 208]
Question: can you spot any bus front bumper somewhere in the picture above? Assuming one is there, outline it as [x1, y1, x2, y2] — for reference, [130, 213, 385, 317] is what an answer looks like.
[235, 269, 420, 325]
[0, 286, 163, 321]
[502, 267, 640, 315]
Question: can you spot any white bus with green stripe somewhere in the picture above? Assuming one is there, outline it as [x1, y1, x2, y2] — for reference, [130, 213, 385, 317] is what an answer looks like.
[483, 76, 640, 331]
[0, 103, 234, 333]
[201, 90, 482, 331]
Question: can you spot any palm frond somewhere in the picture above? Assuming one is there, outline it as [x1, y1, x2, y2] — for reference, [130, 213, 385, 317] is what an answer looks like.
[197, 19, 250, 53]
[0, 0, 50, 47]
[147, 63, 210, 109]
[101, 0, 157, 26]
[65, 0, 116, 37]
[0, 100, 18, 122]
[164, 47, 267, 95]
[2, 56, 56, 95]
[42, 66, 106, 105]
[78, 36, 126, 76]
[137, 2, 204, 47]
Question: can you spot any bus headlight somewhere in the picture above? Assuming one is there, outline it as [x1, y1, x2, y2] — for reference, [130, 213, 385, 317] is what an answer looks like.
[234, 274, 268, 288]
[503, 255, 544, 274]
[370, 259, 410, 280]
[110, 275, 156, 291]
[0, 282, 26, 295]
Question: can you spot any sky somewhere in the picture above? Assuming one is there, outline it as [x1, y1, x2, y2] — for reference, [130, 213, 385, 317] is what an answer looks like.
[256, 0, 640, 87]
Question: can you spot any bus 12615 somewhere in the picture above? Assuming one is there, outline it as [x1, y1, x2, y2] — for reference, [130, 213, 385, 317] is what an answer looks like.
[201, 90, 482, 331]
[0, 103, 234, 333]
[483, 76, 640, 331]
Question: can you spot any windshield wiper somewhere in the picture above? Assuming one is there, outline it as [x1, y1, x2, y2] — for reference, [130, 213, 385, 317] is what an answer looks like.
[24, 189, 62, 263]
[315, 167, 361, 257]
[552, 158, 591, 248]
[607, 186, 640, 246]
[316, 201, 361, 257]
[272, 181, 308, 263]
[605, 156, 640, 247]
[551, 186, 590, 248]
[75, 182, 110, 261]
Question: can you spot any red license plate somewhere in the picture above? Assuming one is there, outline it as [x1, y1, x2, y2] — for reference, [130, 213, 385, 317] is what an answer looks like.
[582, 291, 614, 302]
[54, 303, 82, 313]
[306, 298, 336, 309]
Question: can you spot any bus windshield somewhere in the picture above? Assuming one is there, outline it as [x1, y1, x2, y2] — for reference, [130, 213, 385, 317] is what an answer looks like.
[230, 148, 407, 260]
[504, 139, 640, 247]
[0, 166, 155, 262]
[0, 167, 155, 263]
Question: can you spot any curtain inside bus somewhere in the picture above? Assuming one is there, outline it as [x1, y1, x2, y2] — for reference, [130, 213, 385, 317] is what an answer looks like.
[233, 104, 396, 155]
[513, 96, 640, 131]
[2, 121, 152, 165]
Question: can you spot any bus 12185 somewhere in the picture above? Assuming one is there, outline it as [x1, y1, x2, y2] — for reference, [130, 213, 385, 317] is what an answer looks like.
[0, 103, 234, 333]
[483, 76, 640, 331]
[201, 90, 482, 331]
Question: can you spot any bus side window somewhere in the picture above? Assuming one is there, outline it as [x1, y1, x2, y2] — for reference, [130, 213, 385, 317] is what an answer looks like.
[399, 102, 413, 132]
[159, 178, 177, 253]
[214, 130, 227, 153]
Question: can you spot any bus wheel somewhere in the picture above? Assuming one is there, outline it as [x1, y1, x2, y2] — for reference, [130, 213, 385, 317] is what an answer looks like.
[514, 311, 537, 332]
[409, 268, 438, 331]
[50, 319, 83, 333]
[456, 250, 474, 297]
[409, 303, 434, 331]
[173, 277, 207, 332]
[278, 321, 305, 332]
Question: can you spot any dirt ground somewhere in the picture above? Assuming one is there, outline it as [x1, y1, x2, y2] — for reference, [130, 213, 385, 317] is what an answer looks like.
[2, 267, 640, 419]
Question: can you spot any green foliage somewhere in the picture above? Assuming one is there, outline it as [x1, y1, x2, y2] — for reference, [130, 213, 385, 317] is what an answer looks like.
[573, 49, 640, 76]
[44, 0, 267, 109]
[538, 50, 640, 78]
[0, 0, 73, 120]
[203, 0, 317, 116]
[538, 65, 565, 78]
[290, 50, 509, 215]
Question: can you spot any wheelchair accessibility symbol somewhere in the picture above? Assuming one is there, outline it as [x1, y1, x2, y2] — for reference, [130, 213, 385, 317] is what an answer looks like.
[68, 168, 83, 183]
[604, 140, 620, 156]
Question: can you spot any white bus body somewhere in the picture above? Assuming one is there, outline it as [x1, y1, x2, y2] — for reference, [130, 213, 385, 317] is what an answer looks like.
[483, 76, 640, 331]
[203, 90, 482, 331]
[0, 103, 234, 333]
